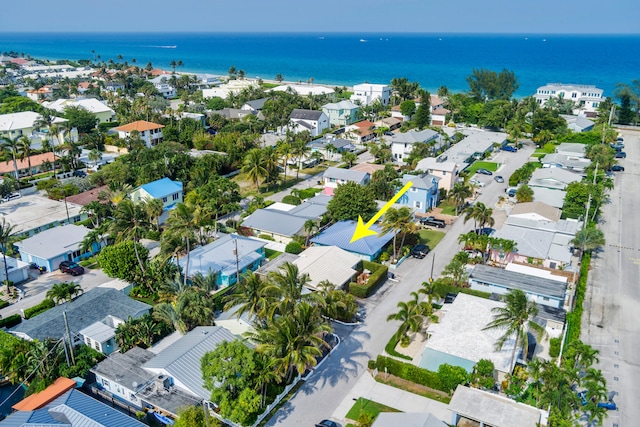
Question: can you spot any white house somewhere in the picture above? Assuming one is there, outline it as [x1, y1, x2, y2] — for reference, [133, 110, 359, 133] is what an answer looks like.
[350, 83, 391, 106]
[322, 166, 370, 196]
[390, 129, 441, 164]
[288, 109, 329, 137]
[112, 120, 164, 147]
[271, 84, 335, 99]
[0, 111, 75, 148]
[148, 75, 178, 98]
[44, 98, 116, 123]
[430, 94, 450, 126]
[533, 83, 603, 115]
[202, 79, 259, 99]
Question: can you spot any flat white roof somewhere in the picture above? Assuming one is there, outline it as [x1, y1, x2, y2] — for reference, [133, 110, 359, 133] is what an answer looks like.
[423, 293, 515, 373]
[0, 195, 85, 235]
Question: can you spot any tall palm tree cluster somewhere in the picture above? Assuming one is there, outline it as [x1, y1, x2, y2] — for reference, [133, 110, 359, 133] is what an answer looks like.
[380, 207, 416, 262]
[387, 282, 440, 346]
[225, 263, 357, 382]
[45, 282, 83, 305]
[456, 232, 517, 265]
[115, 313, 172, 352]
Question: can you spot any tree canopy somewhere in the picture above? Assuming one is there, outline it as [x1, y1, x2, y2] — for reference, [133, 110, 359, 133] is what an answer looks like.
[466, 68, 519, 101]
[326, 181, 378, 222]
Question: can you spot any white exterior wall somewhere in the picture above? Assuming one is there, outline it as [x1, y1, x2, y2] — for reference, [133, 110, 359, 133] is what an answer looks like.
[351, 83, 390, 106]
[469, 281, 562, 308]
[95, 374, 142, 408]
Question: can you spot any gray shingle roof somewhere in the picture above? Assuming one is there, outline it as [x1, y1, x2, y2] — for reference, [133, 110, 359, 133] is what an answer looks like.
[470, 265, 567, 300]
[391, 129, 439, 144]
[10, 288, 151, 341]
[143, 326, 237, 399]
[289, 109, 324, 120]
[243, 98, 268, 110]
[402, 173, 439, 189]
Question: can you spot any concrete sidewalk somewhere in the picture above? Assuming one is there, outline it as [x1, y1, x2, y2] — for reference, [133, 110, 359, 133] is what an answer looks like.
[332, 372, 451, 425]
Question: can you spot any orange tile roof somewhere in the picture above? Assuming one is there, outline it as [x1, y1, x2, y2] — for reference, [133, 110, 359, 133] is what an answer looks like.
[150, 68, 171, 76]
[354, 120, 376, 130]
[65, 185, 109, 206]
[0, 152, 57, 174]
[12, 377, 76, 411]
[113, 120, 164, 133]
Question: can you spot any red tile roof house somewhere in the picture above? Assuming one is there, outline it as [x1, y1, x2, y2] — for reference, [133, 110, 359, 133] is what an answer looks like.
[0, 152, 56, 178]
[112, 120, 164, 147]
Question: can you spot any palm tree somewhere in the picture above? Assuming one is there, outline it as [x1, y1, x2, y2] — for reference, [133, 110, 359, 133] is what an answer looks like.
[80, 229, 103, 255]
[448, 181, 473, 215]
[515, 184, 534, 203]
[223, 272, 277, 323]
[304, 219, 317, 246]
[442, 258, 468, 286]
[276, 141, 292, 184]
[164, 203, 198, 285]
[145, 198, 164, 231]
[420, 280, 441, 305]
[470, 202, 495, 230]
[109, 199, 150, 274]
[483, 289, 546, 369]
[0, 218, 16, 293]
[16, 136, 34, 177]
[0, 135, 22, 179]
[527, 357, 543, 407]
[267, 262, 319, 319]
[242, 148, 268, 193]
[341, 151, 357, 167]
[570, 227, 605, 257]
[88, 149, 102, 167]
[386, 292, 429, 346]
[190, 271, 219, 292]
[154, 302, 187, 334]
[291, 135, 311, 179]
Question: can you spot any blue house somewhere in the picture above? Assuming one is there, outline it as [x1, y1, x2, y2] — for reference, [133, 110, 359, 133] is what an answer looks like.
[178, 233, 267, 286]
[15, 224, 104, 273]
[130, 177, 183, 224]
[310, 220, 396, 261]
[398, 173, 440, 214]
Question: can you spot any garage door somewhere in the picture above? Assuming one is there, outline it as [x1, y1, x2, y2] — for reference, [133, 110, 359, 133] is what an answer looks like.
[49, 255, 68, 272]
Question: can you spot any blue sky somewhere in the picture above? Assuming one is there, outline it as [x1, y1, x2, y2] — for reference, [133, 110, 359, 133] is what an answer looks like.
[1, 0, 638, 33]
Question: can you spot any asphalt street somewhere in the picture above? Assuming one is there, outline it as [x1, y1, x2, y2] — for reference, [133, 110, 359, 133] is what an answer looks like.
[582, 128, 640, 427]
[265, 143, 536, 426]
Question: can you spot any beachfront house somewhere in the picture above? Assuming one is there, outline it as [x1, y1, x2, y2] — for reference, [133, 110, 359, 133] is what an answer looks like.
[321, 100, 359, 127]
[350, 83, 390, 106]
[533, 83, 603, 116]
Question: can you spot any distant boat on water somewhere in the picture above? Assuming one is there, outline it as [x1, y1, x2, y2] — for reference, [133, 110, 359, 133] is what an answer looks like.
[359, 39, 367, 43]
[159, 45, 177, 49]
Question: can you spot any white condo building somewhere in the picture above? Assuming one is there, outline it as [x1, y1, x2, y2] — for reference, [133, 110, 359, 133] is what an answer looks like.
[533, 83, 603, 115]
[351, 83, 391, 106]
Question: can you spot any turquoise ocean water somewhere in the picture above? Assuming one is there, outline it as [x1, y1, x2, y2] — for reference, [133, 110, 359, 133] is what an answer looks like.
[1, 32, 639, 97]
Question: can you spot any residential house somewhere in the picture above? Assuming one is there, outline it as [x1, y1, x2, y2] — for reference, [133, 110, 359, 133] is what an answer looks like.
[322, 166, 370, 196]
[202, 79, 259, 99]
[90, 346, 199, 417]
[0, 253, 29, 285]
[310, 220, 396, 261]
[430, 94, 450, 126]
[65, 185, 109, 206]
[350, 83, 390, 106]
[0, 111, 71, 147]
[148, 75, 177, 98]
[130, 177, 183, 223]
[271, 84, 335, 99]
[415, 156, 459, 192]
[449, 385, 542, 427]
[375, 116, 402, 131]
[288, 109, 329, 137]
[10, 288, 151, 346]
[561, 114, 595, 132]
[241, 195, 331, 243]
[541, 153, 591, 172]
[112, 120, 164, 147]
[211, 107, 252, 120]
[26, 86, 53, 101]
[104, 82, 125, 92]
[555, 142, 587, 157]
[390, 129, 441, 164]
[1, 388, 146, 427]
[534, 83, 603, 115]
[468, 265, 568, 309]
[529, 168, 582, 191]
[177, 233, 267, 286]
[321, 100, 359, 127]
[531, 187, 567, 209]
[15, 224, 102, 273]
[0, 194, 87, 238]
[292, 246, 360, 290]
[345, 120, 377, 144]
[418, 294, 517, 382]
[12, 377, 77, 412]
[308, 134, 355, 159]
[0, 152, 57, 177]
[241, 97, 268, 114]
[373, 413, 447, 427]
[439, 128, 507, 169]
[43, 98, 116, 123]
[398, 173, 439, 214]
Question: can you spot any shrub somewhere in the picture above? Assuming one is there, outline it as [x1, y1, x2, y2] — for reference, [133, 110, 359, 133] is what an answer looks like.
[0, 300, 9, 309]
[285, 241, 303, 254]
[433, 279, 491, 300]
[24, 298, 55, 319]
[297, 188, 320, 199]
[0, 314, 22, 328]
[281, 195, 302, 206]
[349, 261, 388, 298]
[373, 355, 445, 392]
[258, 234, 275, 241]
[549, 337, 561, 357]
[384, 334, 412, 361]
[438, 363, 470, 393]
[368, 359, 377, 369]
[565, 253, 590, 347]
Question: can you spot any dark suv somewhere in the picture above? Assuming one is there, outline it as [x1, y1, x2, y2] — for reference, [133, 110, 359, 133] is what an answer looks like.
[59, 261, 84, 276]
[420, 216, 446, 228]
[411, 244, 430, 259]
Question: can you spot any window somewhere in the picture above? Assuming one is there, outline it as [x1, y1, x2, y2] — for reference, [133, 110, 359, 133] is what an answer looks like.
[414, 201, 422, 209]
[172, 193, 179, 201]
[329, 178, 336, 183]
[442, 171, 447, 176]
[102, 379, 110, 388]
[162, 197, 168, 203]
[410, 187, 418, 192]
[94, 341, 101, 351]
[542, 297, 550, 301]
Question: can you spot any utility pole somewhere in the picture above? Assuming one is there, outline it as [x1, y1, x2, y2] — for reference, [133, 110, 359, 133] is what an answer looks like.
[429, 252, 435, 283]
[63, 310, 75, 365]
[233, 237, 240, 284]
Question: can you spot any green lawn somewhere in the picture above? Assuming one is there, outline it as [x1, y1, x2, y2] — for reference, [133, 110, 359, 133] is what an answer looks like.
[264, 248, 282, 261]
[345, 398, 400, 422]
[418, 229, 446, 248]
[438, 200, 457, 216]
[466, 161, 499, 174]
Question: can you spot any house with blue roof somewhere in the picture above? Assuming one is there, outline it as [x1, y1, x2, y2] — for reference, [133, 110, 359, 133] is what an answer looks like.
[398, 173, 440, 214]
[130, 177, 183, 224]
[0, 388, 146, 427]
[178, 233, 267, 286]
[310, 220, 396, 261]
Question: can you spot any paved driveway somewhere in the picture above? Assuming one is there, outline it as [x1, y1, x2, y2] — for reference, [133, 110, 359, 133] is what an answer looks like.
[264, 143, 536, 425]
[582, 128, 640, 427]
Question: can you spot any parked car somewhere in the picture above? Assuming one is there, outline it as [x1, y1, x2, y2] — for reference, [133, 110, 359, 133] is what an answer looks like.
[610, 143, 624, 151]
[507, 187, 517, 197]
[469, 178, 485, 188]
[502, 145, 518, 152]
[72, 169, 87, 177]
[615, 151, 627, 159]
[617, 136, 624, 142]
[474, 227, 495, 236]
[410, 244, 430, 259]
[476, 168, 493, 176]
[59, 261, 85, 276]
[315, 420, 340, 427]
[2, 192, 21, 202]
[420, 216, 446, 228]
[494, 175, 504, 183]
[610, 165, 625, 172]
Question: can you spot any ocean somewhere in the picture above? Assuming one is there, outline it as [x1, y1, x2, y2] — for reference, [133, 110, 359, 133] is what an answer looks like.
[1, 32, 639, 97]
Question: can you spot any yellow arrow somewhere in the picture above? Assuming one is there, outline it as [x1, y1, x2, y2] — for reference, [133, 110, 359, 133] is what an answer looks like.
[350, 181, 413, 243]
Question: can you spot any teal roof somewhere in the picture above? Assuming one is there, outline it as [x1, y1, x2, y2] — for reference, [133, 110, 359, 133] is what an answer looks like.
[418, 348, 476, 373]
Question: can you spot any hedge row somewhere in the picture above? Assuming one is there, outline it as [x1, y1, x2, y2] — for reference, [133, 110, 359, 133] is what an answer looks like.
[349, 261, 388, 298]
[24, 299, 55, 319]
[0, 314, 22, 329]
[0, 300, 9, 309]
[564, 253, 590, 347]
[433, 281, 491, 300]
[372, 355, 445, 392]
